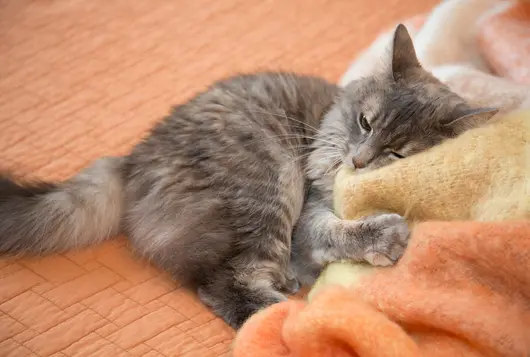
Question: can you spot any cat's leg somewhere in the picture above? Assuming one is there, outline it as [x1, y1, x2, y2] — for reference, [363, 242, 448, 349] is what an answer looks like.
[195, 217, 301, 329]
[128, 203, 299, 330]
[126, 153, 305, 329]
[292, 187, 410, 283]
[197, 258, 296, 330]
[195, 160, 305, 329]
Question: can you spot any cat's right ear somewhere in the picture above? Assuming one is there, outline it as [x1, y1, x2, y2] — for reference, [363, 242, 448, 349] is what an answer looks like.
[390, 24, 421, 80]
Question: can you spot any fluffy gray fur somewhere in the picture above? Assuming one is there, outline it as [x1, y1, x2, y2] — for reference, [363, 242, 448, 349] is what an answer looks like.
[0, 25, 497, 329]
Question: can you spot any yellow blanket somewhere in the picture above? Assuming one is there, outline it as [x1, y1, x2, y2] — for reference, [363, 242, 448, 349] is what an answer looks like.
[334, 110, 530, 223]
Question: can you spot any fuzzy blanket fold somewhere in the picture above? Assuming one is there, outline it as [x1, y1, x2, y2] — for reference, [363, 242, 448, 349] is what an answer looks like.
[233, 221, 530, 357]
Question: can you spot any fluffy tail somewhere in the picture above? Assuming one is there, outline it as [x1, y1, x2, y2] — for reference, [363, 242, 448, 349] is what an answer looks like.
[0, 157, 125, 255]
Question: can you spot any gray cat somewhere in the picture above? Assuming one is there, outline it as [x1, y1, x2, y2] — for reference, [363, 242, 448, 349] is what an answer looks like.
[0, 25, 495, 329]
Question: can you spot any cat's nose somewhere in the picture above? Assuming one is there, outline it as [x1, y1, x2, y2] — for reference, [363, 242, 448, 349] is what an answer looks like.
[351, 157, 366, 169]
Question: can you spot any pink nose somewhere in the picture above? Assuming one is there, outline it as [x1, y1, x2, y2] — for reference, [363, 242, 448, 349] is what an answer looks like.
[352, 157, 366, 169]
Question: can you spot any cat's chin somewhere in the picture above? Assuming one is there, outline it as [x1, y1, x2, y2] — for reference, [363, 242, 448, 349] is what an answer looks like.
[341, 161, 357, 172]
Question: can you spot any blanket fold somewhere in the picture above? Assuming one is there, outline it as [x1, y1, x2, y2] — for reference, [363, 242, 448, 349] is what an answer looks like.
[233, 221, 530, 357]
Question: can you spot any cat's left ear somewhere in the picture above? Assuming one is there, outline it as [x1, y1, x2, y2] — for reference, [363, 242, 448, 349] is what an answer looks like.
[443, 107, 499, 135]
[391, 24, 421, 80]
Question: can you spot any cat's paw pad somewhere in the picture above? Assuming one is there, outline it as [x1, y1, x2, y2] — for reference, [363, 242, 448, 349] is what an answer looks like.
[363, 251, 393, 267]
[362, 213, 410, 266]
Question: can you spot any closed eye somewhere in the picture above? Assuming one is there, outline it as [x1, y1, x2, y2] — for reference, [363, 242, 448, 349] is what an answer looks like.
[358, 113, 371, 132]
[390, 151, 405, 159]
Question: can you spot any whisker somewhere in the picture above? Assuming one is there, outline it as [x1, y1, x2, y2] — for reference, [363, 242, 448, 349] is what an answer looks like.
[263, 133, 343, 148]
[284, 151, 314, 166]
[247, 109, 326, 137]
[324, 157, 343, 177]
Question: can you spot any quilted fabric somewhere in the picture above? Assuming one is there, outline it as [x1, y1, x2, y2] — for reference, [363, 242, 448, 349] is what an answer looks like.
[0, 0, 438, 356]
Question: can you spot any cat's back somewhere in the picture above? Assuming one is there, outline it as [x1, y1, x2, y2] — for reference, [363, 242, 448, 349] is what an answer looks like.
[129, 72, 338, 166]
[149, 72, 336, 140]
[202, 72, 338, 112]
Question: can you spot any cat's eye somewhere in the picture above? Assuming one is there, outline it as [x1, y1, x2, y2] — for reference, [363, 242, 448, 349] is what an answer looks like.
[358, 113, 371, 132]
[390, 151, 405, 159]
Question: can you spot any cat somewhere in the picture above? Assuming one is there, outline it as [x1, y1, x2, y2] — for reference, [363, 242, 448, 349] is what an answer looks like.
[0, 25, 496, 329]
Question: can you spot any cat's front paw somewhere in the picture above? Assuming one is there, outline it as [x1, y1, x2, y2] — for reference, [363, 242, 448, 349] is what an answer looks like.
[272, 267, 301, 295]
[360, 214, 410, 267]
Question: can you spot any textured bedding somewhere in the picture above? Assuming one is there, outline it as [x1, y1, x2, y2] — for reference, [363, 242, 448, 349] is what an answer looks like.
[0, 0, 438, 356]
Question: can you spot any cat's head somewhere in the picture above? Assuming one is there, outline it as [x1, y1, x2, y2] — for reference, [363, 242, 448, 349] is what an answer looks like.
[309, 24, 497, 179]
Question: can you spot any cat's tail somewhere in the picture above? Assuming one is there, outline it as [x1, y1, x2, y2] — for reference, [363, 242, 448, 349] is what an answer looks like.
[0, 157, 125, 255]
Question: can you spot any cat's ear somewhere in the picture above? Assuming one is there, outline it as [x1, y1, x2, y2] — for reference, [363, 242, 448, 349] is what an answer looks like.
[391, 24, 421, 80]
[443, 107, 499, 135]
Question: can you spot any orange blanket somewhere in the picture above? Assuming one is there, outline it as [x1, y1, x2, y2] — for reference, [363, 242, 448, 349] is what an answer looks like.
[233, 221, 530, 357]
